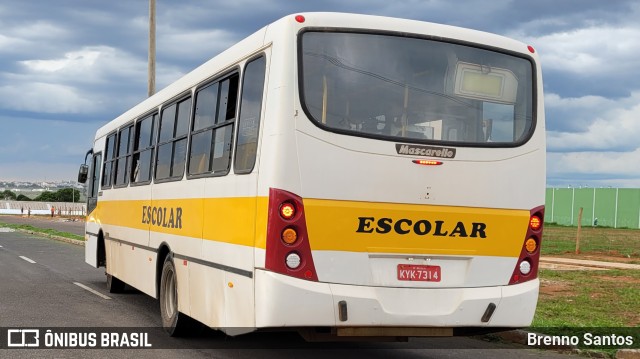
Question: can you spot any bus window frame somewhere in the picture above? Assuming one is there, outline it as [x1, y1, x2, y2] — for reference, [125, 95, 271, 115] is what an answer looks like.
[130, 111, 158, 187]
[101, 130, 118, 190]
[233, 54, 267, 175]
[186, 68, 241, 180]
[154, 93, 193, 184]
[113, 121, 135, 189]
[296, 28, 538, 149]
[87, 151, 102, 214]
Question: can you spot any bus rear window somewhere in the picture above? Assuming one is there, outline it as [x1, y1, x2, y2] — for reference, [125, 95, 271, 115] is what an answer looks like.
[299, 31, 534, 145]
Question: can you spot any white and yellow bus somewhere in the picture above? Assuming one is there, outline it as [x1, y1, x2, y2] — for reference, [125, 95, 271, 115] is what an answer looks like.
[78, 12, 545, 338]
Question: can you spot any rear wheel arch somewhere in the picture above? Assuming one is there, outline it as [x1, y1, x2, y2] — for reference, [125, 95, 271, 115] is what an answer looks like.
[156, 243, 171, 298]
[158, 249, 196, 336]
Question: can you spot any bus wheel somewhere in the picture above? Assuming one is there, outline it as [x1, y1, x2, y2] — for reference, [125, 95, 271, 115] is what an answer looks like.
[160, 255, 191, 336]
[106, 272, 125, 293]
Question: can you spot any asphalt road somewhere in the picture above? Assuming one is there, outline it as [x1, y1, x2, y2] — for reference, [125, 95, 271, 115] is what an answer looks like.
[0, 219, 579, 358]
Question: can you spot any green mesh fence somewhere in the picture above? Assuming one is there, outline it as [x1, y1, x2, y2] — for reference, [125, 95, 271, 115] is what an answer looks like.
[545, 188, 640, 229]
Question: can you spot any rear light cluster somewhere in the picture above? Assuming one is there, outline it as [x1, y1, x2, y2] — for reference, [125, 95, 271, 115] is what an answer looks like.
[508, 206, 544, 285]
[265, 188, 318, 281]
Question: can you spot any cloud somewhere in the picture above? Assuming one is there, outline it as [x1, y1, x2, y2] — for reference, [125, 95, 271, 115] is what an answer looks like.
[0, 45, 185, 116]
[0, 0, 639, 186]
[546, 91, 640, 187]
[0, 34, 30, 53]
[548, 149, 640, 187]
[0, 82, 99, 114]
[512, 21, 640, 99]
[19, 46, 144, 85]
[158, 27, 237, 65]
[544, 93, 627, 133]
[546, 92, 640, 152]
[525, 27, 640, 75]
[9, 21, 69, 41]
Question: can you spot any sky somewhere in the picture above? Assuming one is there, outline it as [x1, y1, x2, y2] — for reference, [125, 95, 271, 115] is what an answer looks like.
[1, 1, 639, 187]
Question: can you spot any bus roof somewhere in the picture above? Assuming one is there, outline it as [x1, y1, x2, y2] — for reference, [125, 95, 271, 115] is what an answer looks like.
[95, 12, 536, 140]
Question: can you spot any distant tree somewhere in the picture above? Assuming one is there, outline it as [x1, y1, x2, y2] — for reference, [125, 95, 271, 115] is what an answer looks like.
[56, 188, 82, 202]
[34, 191, 58, 202]
[1, 190, 17, 200]
[33, 189, 81, 202]
[16, 194, 31, 201]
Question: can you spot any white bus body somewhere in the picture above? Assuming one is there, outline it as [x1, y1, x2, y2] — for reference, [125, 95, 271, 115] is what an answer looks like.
[80, 13, 545, 337]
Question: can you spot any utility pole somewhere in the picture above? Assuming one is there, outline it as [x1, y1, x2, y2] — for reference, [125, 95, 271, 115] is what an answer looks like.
[148, 0, 156, 97]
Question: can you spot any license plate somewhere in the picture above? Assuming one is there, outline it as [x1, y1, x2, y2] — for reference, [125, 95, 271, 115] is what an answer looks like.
[397, 264, 441, 282]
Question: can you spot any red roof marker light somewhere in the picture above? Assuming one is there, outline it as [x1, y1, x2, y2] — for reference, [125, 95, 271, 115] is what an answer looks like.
[295, 15, 305, 23]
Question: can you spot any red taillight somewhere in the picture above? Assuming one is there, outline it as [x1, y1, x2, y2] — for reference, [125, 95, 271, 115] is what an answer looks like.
[265, 188, 318, 281]
[280, 202, 296, 220]
[529, 215, 542, 231]
[509, 206, 544, 285]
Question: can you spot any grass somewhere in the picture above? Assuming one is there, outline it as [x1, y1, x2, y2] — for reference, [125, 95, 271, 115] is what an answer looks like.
[531, 269, 640, 355]
[0, 221, 84, 241]
[542, 224, 640, 260]
[533, 269, 640, 327]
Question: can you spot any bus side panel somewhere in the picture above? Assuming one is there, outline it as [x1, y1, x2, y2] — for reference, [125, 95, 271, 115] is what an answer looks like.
[188, 261, 224, 325]
[84, 227, 99, 268]
[151, 180, 204, 315]
[110, 231, 157, 297]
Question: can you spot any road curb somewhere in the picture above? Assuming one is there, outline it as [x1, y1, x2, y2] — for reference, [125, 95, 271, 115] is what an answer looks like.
[13, 228, 85, 247]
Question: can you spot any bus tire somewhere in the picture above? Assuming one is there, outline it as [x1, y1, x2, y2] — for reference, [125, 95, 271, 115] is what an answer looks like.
[160, 254, 191, 336]
[106, 273, 125, 293]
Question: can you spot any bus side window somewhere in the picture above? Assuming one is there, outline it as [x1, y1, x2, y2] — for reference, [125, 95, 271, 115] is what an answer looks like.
[88, 152, 102, 214]
[188, 72, 239, 177]
[235, 56, 266, 174]
[211, 74, 238, 174]
[101, 133, 116, 189]
[114, 124, 133, 187]
[189, 82, 218, 176]
[156, 97, 191, 181]
[131, 113, 156, 183]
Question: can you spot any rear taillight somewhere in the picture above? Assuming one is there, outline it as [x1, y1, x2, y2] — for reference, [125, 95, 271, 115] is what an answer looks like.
[509, 206, 544, 285]
[265, 188, 318, 281]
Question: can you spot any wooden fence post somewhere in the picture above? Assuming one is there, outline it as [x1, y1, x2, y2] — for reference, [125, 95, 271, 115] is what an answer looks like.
[575, 207, 583, 254]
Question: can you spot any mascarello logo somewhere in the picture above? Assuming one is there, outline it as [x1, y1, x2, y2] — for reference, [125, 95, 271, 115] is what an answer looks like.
[395, 144, 456, 158]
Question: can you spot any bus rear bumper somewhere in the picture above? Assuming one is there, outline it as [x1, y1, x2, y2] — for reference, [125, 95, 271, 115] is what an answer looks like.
[255, 269, 538, 329]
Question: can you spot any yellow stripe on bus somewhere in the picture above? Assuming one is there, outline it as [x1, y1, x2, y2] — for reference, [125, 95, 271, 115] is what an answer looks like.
[92, 197, 262, 247]
[90, 197, 529, 257]
[303, 199, 530, 257]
